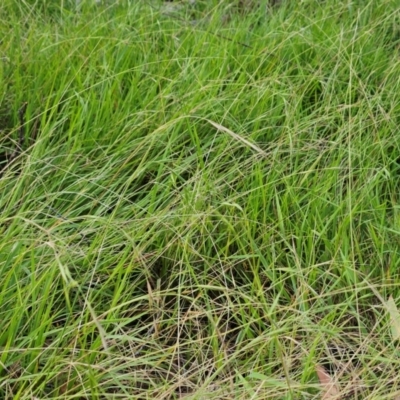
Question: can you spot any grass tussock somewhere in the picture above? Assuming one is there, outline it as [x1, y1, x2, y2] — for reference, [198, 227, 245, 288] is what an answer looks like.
[1, 0, 400, 398]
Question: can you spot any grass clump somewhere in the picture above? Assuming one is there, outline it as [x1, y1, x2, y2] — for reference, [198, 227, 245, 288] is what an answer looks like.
[1, 0, 400, 398]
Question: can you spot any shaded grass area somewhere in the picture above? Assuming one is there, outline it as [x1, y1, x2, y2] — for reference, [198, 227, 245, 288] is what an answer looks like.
[1, 0, 400, 398]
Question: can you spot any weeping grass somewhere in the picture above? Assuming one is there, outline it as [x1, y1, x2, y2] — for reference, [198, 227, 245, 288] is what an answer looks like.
[1, 0, 400, 398]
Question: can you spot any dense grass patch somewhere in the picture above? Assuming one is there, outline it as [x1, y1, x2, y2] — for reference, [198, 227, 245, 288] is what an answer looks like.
[1, 0, 400, 398]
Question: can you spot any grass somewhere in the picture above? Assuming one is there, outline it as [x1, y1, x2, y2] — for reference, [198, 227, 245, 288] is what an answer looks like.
[1, 0, 400, 398]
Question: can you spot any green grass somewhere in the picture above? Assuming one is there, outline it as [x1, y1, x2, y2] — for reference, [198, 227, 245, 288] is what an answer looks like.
[1, 0, 400, 398]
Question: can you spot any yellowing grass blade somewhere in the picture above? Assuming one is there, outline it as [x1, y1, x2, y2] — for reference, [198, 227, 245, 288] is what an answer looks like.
[206, 119, 268, 157]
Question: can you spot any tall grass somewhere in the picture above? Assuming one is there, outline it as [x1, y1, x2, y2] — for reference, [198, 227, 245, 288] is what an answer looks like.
[1, 0, 400, 398]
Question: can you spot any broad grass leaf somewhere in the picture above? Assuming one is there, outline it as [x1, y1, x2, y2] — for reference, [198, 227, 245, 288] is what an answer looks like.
[386, 295, 400, 341]
[316, 365, 340, 399]
[364, 285, 400, 342]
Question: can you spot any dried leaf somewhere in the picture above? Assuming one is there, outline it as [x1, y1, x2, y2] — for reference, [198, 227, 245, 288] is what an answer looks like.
[316, 365, 340, 400]
[386, 296, 400, 341]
